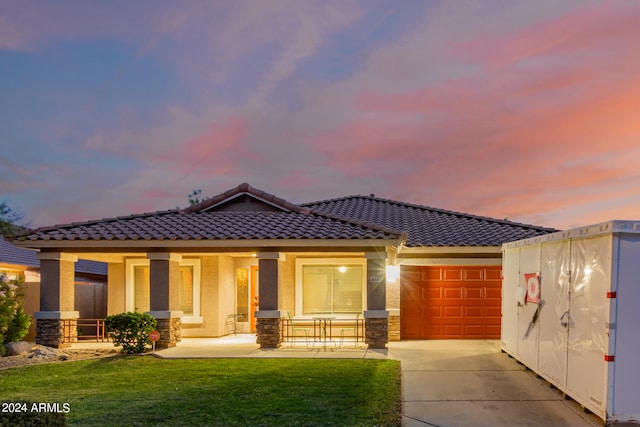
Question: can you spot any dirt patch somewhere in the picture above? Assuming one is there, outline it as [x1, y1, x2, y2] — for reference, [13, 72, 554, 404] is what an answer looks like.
[1, 345, 120, 370]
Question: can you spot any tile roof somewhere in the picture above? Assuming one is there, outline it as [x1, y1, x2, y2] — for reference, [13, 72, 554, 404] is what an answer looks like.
[14, 183, 555, 249]
[303, 195, 557, 247]
[0, 236, 107, 275]
[16, 210, 404, 243]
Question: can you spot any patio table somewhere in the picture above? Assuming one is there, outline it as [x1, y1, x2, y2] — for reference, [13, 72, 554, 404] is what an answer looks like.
[312, 316, 336, 350]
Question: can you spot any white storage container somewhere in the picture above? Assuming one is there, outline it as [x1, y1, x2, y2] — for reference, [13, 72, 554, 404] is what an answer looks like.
[502, 220, 640, 425]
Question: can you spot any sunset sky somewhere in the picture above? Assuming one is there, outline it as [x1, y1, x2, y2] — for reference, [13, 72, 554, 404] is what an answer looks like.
[2, 0, 640, 230]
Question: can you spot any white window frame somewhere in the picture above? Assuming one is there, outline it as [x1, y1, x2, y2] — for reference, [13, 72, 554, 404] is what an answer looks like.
[294, 258, 366, 318]
[125, 258, 202, 324]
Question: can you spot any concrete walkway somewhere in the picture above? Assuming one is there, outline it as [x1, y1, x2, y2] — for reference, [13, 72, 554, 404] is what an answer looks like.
[72, 336, 604, 426]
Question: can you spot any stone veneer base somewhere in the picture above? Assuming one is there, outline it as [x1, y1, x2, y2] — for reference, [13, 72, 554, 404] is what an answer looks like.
[365, 318, 388, 349]
[155, 317, 182, 348]
[256, 317, 281, 348]
[35, 318, 77, 348]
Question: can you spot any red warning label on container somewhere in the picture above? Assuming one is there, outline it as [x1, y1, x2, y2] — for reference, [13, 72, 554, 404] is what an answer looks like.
[524, 273, 540, 304]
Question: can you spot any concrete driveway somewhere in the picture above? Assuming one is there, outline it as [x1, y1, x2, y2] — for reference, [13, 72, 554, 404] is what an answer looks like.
[387, 340, 603, 427]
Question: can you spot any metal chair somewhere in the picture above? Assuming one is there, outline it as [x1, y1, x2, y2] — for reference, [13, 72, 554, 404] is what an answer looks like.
[339, 313, 361, 348]
[287, 311, 310, 347]
[225, 314, 238, 335]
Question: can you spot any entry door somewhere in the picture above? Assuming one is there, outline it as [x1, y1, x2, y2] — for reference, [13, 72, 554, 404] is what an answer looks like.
[250, 266, 259, 333]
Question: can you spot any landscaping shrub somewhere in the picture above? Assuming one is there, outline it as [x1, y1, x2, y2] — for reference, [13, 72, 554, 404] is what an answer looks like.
[0, 273, 31, 356]
[0, 401, 67, 427]
[104, 312, 157, 354]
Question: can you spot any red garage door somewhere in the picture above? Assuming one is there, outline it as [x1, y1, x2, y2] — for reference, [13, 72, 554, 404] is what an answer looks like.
[400, 265, 502, 339]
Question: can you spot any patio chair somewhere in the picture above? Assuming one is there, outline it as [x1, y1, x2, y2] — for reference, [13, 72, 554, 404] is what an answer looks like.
[287, 311, 309, 348]
[225, 314, 237, 335]
[339, 313, 361, 348]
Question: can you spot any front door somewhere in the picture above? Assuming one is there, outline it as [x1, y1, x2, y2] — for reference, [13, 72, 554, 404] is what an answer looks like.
[250, 266, 259, 333]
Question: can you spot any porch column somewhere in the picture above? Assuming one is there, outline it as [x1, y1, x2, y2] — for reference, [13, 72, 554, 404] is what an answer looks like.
[34, 252, 79, 348]
[147, 253, 183, 348]
[255, 251, 284, 348]
[364, 251, 389, 349]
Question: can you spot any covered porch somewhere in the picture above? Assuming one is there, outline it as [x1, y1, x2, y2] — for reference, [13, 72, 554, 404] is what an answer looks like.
[30, 246, 397, 350]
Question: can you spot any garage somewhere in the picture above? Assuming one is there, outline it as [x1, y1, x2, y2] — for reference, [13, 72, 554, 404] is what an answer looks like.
[400, 265, 502, 339]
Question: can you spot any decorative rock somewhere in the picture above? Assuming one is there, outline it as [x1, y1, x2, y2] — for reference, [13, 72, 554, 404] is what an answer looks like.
[3, 341, 32, 356]
[31, 345, 60, 360]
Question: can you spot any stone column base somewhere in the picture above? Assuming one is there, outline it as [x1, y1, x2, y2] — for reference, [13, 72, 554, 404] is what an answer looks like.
[34, 311, 79, 348]
[256, 310, 282, 348]
[364, 310, 389, 349]
[149, 311, 182, 348]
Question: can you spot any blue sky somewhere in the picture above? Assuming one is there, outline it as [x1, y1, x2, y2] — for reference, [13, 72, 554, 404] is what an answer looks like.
[2, 0, 640, 230]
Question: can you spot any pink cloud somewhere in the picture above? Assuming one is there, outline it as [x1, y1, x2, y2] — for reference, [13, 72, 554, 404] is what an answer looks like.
[151, 116, 253, 181]
[310, 2, 640, 228]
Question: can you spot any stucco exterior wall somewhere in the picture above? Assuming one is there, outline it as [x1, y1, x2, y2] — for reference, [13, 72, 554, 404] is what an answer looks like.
[183, 256, 217, 337]
[217, 255, 235, 334]
[280, 255, 295, 313]
[107, 262, 125, 314]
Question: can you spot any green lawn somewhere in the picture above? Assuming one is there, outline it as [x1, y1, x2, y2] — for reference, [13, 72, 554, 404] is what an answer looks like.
[1, 356, 401, 426]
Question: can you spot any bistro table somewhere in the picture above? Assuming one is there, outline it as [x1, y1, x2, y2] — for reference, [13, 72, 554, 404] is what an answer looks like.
[312, 316, 336, 350]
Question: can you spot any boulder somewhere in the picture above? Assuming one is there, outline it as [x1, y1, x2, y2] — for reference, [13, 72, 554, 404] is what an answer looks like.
[3, 341, 32, 356]
[31, 345, 60, 360]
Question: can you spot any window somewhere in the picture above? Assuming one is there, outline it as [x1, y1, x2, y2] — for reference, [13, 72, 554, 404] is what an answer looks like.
[126, 258, 201, 323]
[295, 259, 365, 317]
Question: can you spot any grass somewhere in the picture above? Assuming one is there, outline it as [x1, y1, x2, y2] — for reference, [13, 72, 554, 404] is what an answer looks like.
[1, 356, 401, 426]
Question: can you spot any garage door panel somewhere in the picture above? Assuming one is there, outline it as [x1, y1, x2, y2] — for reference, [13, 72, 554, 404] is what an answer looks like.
[464, 268, 484, 281]
[485, 306, 502, 317]
[424, 287, 442, 299]
[443, 268, 462, 280]
[486, 324, 501, 336]
[425, 306, 441, 317]
[443, 325, 462, 337]
[421, 268, 441, 281]
[443, 287, 462, 299]
[444, 306, 462, 317]
[401, 265, 502, 339]
[485, 268, 502, 281]
[464, 325, 483, 337]
[485, 287, 502, 299]
[464, 306, 483, 317]
[465, 287, 483, 299]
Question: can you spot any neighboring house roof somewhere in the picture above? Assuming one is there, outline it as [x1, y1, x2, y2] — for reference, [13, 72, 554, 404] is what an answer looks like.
[303, 195, 557, 247]
[14, 184, 405, 245]
[0, 236, 107, 275]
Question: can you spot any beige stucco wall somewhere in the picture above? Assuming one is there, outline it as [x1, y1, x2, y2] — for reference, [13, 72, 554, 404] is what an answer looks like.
[280, 255, 295, 313]
[183, 256, 217, 337]
[107, 262, 125, 314]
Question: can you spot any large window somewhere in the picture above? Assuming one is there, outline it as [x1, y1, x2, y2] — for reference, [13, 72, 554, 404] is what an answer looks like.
[295, 259, 365, 317]
[126, 259, 201, 323]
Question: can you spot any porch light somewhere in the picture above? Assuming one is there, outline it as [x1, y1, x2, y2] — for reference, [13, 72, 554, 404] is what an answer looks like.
[386, 265, 400, 283]
[337, 266, 348, 273]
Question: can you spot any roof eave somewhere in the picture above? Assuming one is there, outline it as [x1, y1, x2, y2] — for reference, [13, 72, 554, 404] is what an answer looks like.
[13, 237, 405, 250]
[400, 246, 502, 254]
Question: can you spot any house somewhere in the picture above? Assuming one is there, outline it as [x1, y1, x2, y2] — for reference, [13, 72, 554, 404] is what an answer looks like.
[12, 183, 555, 349]
[0, 236, 107, 340]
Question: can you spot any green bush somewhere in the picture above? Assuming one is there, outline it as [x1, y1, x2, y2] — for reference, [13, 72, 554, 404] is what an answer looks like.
[104, 312, 157, 354]
[0, 273, 31, 356]
[0, 401, 67, 427]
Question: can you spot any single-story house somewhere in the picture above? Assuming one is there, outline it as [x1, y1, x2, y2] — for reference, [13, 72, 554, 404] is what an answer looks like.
[0, 236, 107, 340]
[12, 183, 555, 348]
